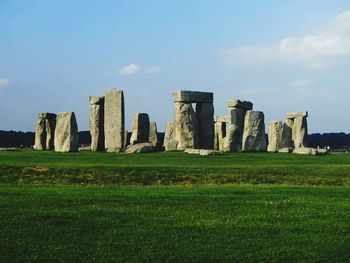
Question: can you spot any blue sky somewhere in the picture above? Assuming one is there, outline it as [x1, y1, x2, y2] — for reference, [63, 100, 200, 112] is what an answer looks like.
[1, 0, 350, 133]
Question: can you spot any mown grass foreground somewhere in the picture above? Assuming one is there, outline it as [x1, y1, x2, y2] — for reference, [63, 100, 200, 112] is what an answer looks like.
[1, 150, 350, 262]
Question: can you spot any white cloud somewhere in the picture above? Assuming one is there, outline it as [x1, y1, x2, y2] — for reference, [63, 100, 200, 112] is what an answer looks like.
[117, 64, 160, 76]
[117, 64, 140, 76]
[0, 78, 10, 88]
[220, 10, 350, 69]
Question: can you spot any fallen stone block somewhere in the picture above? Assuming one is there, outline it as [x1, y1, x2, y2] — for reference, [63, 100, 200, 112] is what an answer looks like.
[278, 147, 294, 153]
[125, 142, 154, 153]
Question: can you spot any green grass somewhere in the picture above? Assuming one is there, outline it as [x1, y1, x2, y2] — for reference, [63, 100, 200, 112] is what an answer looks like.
[1, 150, 350, 185]
[1, 184, 350, 262]
[2, 150, 350, 261]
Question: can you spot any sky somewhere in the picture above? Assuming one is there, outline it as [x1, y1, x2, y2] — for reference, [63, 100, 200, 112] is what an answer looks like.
[1, 0, 350, 133]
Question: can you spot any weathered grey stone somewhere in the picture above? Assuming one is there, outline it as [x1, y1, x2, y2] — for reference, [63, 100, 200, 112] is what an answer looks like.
[242, 111, 267, 152]
[54, 112, 78, 152]
[34, 113, 46, 150]
[292, 116, 308, 148]
[79, 145, 91, 151]
[104, 89, 125, 152]
[286, 111, 308, 119]
[125, 142, 154, 153]
[281, 118, 294, 148]
[196, 102, 214, 149]
[214, 121, 226, 150]
[174, 102, 199, 150]
[267, 121, 283, 152]
[184, 149, 223, 156]
[227, 99, 253, 110]
[293, 147, 327, 155]
[130, 113, 150, 145]
[149, 122, 158, 146]
[124, 130, 128, 148]
[0, 147, 20, 151]
[165, 139, 178, 151]
[214, 116, 229, 123]
[184, 149, 200, 154]
[34, 112, 56, 150]
[163, 122, 175, 148]
[45, 113, 56, 150]
[89, 96, 105, 152]
[172, 90, 213, 103]
[278, 147, 294, 153]
[228, 108, 245, 151]
[223, 124, 239, 152]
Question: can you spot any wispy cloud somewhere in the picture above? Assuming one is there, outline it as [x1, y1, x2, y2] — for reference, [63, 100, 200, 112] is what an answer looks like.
[219, 10, 350, 69]
[117, 64, 160, 76]
[117, 64, 140, 76]
[0, 78, 10, 88]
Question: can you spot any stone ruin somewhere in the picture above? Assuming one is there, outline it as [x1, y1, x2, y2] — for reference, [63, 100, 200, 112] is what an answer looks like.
[104, 89, 125, 152]
[89, 96, 104, 152]
[213, 99, 267, 152]
[268, 111, 308, 152]
[54, 112, 79, 152]
[34, 112, 57, 150]
[34, 87, 314, 154]
[163, 90, 214, 151]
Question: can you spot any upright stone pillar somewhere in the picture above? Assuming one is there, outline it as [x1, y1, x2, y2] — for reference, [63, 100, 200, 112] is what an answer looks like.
[196, 102, 214, 149]
[163, 122, 178, 151]
[267, 121, 283, 152]
[174, 102, 199, 150]
[54, 112, 79, 152]
[89, 96, 105, 152]
[34, 113, 46, 150]
[223, 124, 239, 152]
[149, 122, 158, 147]
[45, 113, 57, 150]
[242, 110, 267, 152]
[227, 99, 253, 152]
[130, 113, 150, 145]
[214, 116, 228, 150]
[280, 119, 293, 149]
[104, 89, 125, 152]
[293, 116, 308, 148]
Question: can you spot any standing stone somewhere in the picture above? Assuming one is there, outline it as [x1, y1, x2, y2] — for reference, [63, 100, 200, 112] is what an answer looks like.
[104, 89, 125, 152]
[214, 121, 226, 151]
[45, 113, 57, 150]
[281, 118, 294, 148]
[242, 111, 267, 152]
[174, 102, 199, 150]
[196, 102, 214, 149]
[89, 96, 105, 152]
[34, 113, 46, 150]
[267, 121, 283, 152]
[124, 130, 128, 148]
[227, 99, 253, 152]
[149, 122, 158, 147]
[228, 108, 245, 151]
[293, 116, 308, 148]
[54, 112, 78, 152]
[130, 113, 150, 145]
[223, 124, 239, 152]
[163, 122, 178, 151]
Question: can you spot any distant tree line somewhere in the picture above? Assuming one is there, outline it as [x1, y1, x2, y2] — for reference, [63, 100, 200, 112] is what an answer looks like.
[1, 130, 349, 149]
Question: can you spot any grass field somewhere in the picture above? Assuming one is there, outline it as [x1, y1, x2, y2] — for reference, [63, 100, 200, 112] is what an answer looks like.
[1, 150, 350, 262]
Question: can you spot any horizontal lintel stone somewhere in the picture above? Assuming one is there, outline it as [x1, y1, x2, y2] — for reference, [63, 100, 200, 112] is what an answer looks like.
[172, 90, 213, 103]
[285, 111, 308, 119]
[227, 99, 253, 110]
